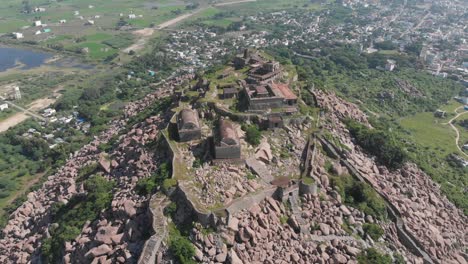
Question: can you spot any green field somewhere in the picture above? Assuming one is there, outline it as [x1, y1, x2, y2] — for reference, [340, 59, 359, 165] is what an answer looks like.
[400, 112, 459, 155]
[0, 0, 194, 61]
[398, 103, 468, 214]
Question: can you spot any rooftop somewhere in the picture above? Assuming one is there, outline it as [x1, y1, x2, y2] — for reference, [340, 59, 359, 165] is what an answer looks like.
[270, 83, 297, 100]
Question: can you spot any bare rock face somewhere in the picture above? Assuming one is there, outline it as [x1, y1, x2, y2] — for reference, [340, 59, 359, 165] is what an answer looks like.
[95, 225, 119, 245]
[255, 139, 273, 164]
[123, 200, 137, 218]
[315, 90, 468, 263]
[228, 248, 243, 264]
[190, 196, 371, 263]
[99, 154, 111, 174]
[86, 244, 112, 258]
[320, 223, 330, 236]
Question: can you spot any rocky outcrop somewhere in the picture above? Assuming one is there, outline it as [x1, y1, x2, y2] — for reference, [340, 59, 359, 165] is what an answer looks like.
[189, 193, 417, 264]
[314, 90, 467, 263]
[0, 74, 194, 264]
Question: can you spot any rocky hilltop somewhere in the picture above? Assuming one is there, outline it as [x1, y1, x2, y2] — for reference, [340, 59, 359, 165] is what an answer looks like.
[0, 68, 466, 264]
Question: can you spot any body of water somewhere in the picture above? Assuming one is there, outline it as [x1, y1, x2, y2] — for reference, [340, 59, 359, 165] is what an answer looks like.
[0, 46, 94, 72]
[0, 46, 53, 72]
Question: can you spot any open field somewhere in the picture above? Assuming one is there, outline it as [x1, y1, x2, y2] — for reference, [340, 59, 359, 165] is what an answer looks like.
[400, 112, 461, 156]
[398, 101, 468, 214]
[0, 0, 194, 61]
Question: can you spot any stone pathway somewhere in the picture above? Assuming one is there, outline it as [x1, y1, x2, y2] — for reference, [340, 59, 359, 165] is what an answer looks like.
[288, 191, 310, 235]
[138, 195, 170, 264]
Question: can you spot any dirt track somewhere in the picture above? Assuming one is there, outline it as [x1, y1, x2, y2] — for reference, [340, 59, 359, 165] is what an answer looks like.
[443, 106, 468, 158]
[0, 88, 62, 133]
[123, 0, 257, 53]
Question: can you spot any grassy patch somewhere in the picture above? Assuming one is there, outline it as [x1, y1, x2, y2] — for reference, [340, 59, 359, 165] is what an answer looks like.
[399, 112, 459, 155]
[330, 174, 387, 220]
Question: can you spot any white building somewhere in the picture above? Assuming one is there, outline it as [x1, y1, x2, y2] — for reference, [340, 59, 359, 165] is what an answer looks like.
[12, 32, 24, 39]
[59, 19, 67, 24]
[33, 7, 46, 12]
[385, 60, 396, 71]
[13, 86, 21, 100]
[43, 108, 56, 117]
[34, 20, 42, 27]
[0, 103, 8, 111]
[128, 14, 136, 19]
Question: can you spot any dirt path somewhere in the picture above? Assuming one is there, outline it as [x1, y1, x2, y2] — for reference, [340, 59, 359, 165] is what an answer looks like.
[0, 87, 62, 132]
[214, 0, 257, 6]
[443, 106, 468, 158]
[124, 0, 257, 53]
[124, 10, 203, 53]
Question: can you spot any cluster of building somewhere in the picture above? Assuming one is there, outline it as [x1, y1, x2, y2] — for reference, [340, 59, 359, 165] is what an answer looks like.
[177, 109, 242, 160]
[173, 50, 300, 160]
[161, 0, 467, 85]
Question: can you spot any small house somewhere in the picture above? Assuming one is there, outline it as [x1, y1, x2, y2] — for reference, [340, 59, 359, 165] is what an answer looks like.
[266, 115, 283, 130]
[128, 14, 137, 19]
[59, 19, 67, 24]
[223, 87, 238, 99]
[33, 7, 46, 12]
[43, 108, 56, 117]
[34, 20, 42, 27]
[0, 103, 8, 111]
[12, 32, 24, 39]
[86, 20, 95, 26]
[385, 60, 396, 71]
[434, 110, 446, 118]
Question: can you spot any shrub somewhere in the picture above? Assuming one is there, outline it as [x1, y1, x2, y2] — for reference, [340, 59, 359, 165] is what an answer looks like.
[135, 162, 172, 196]
[363, 223, 384, 240]
[164, 202, 177, 217]
[243, 124, 261, 146]
[357, 248, 392, 264]
[330, 175, 387, 220]
[170, 235, 195, 264]
[345, 119, 408, 169]
[41, 176, 115, 263]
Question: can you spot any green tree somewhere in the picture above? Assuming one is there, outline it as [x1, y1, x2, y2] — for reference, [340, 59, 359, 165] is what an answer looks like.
[363, 223, 384, 240]
[357, 248, 392, 264]
[170, 236, 196, 264]
[243, 124, 261, 146]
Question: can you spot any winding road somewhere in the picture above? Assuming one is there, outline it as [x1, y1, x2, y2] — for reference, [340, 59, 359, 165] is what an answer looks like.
[443, 106, 468, 158]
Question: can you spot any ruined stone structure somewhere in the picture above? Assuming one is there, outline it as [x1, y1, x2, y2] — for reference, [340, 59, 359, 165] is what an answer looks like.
[246, 61, 282, 84]
[177, 109, 201, 142]
[265, 114, 284, 130]
[233, 49, 265, 69]
[214, 119, 241, 159]
[243, 82, 298, 112]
